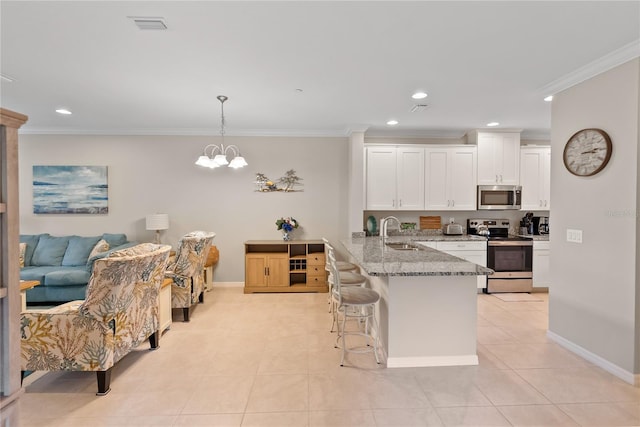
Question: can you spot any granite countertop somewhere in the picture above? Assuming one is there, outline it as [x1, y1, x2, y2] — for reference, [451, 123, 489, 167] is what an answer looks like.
[341, 236, 494, 277]
[357, 230, 487, 242]
[517, 234, 550, 241]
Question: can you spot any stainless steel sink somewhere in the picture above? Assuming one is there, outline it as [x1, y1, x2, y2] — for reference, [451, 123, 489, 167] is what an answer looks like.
[385, 242, 423, 251]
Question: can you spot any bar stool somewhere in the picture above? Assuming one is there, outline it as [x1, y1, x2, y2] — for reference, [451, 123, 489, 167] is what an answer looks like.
[327, 251, 380, 366]
[322, 238, 359, 273]
[323, 241, 368, 331]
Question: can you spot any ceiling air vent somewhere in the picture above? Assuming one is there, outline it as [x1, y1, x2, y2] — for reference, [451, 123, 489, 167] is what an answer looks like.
[129, 17, 167, 30]
[410, 104, 429, 113]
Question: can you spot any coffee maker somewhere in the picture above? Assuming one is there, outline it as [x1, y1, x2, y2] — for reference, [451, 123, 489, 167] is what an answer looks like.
[532, 216, 549, 235]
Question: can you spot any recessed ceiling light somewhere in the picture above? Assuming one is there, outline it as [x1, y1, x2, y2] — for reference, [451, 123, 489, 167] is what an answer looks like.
[55, 108, 72, 115]
[387, 120, 399, 126]
[412, 91, 428, 100]
[486, 122, 499, 127]
[544, 95, 553, 102]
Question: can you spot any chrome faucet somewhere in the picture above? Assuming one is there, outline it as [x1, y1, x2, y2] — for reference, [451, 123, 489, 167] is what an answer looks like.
[380, 216, 401, 240]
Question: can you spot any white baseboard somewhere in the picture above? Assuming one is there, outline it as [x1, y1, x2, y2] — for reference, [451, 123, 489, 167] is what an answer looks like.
[210, 282, 244, 288]
[547, 330, 639, 386]
[387, 354, 479, 368]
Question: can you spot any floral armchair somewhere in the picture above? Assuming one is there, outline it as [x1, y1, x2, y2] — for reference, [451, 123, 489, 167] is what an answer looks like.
[166, 231, 216, 321]
[20, 243, 171, 395]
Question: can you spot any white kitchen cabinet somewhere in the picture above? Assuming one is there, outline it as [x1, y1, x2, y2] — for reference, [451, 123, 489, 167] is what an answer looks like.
[520, 146, 551, 210]
[417, 240, 487, 289]
[396, 146, 425, 209]
[365, 146, 424, 210]
[366, 146, 396, 210]
[425, 146, 477, 210]
[533, 240, 550, 288]
[471, 131, 521, 185]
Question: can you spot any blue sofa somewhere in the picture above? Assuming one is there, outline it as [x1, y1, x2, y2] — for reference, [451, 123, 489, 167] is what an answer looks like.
[19, 233, 136, 303]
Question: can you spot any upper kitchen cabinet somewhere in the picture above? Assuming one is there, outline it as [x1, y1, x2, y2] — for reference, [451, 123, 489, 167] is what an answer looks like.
[520, 146, 551, 210]
[365, 145, 424, 210]
[470, 131, 521, 185]
[425, 146, 477, 210]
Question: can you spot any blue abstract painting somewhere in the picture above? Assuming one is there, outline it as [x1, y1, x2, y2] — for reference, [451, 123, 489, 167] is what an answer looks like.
[33, 166, 108, 214]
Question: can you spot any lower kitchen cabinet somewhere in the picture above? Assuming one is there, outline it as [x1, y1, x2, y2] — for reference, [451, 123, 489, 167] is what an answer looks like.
[437, 241, 487, 289]
[244, 240, 328, 293]
[418, 240, 487, 289]
[533, 240, 550, 288]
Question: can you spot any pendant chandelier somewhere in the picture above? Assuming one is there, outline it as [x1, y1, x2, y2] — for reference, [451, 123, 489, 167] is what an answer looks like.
[195, 95, 248, 169]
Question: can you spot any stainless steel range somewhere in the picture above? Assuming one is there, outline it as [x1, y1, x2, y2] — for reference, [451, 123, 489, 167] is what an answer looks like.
[467, 219, 533, 293]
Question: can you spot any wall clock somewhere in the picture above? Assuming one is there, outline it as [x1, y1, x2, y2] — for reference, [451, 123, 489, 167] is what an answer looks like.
[563, 128, 612, 176]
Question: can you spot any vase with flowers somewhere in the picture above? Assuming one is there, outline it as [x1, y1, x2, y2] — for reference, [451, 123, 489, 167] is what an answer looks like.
[276, 217, 299, 241]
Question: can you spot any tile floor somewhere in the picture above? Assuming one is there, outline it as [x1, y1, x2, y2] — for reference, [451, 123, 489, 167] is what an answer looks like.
[4, 288, 640, 426]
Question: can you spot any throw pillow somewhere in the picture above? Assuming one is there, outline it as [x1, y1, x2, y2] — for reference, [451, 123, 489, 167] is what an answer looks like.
[89, 239, 110, 259]
[19, 242, 26, 268]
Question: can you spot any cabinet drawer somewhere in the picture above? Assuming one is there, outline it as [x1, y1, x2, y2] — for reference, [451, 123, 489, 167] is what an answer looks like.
[306, 275, 326, 285]
[307, 265, 325, 275]
[534, 241, 550, 250]
[437, 241, 486, 251]
[307, 254, 325, 265]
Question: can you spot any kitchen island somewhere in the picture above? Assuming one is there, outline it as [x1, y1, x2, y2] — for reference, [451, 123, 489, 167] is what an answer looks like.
[341, 235, 493, 368]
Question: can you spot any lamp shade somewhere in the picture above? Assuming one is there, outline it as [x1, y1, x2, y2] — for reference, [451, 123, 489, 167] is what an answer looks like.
[146, 213, 169, 231]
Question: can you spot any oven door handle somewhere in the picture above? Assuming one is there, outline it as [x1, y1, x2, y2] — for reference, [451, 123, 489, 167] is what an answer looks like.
[488, 240, 533, 247]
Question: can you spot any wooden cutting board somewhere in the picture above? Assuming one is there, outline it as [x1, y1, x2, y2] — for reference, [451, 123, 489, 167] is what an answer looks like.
[420, 216, 442, 230]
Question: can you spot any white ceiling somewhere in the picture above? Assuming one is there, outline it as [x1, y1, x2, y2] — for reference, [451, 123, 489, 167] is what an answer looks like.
[1, 1, 639, 139]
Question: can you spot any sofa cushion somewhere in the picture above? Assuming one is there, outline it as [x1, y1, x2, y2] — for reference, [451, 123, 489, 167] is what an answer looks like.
[32, 235, 70, 266]
[102, 233, 127, 248]
[44, 268, 92, 287]
[20, 234, 48, 267]
[20, 266, 61, 284]
[62, 236, 101, 267]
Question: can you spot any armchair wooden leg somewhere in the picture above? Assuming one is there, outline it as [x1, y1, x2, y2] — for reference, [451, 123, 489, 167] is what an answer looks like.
[199, 291, 204, 303]
[149, 331, 159, 349]
[183, 307, 190, 322]
[96, 368, 112, 396]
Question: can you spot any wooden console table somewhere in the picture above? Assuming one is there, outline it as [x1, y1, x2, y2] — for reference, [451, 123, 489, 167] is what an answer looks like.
[244, 240, 327, 293]
[19, 280, 40, 311]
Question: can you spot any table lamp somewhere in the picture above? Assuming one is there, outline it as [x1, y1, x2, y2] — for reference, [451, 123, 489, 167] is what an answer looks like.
[146, 213, 169, 244]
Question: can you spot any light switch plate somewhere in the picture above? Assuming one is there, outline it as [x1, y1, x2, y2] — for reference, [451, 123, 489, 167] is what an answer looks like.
[566, 229, 583, 243]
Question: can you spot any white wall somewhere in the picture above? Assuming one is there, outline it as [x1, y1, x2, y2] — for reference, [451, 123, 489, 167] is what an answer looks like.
[549, 58, 640, 378]
[18, 134, 350, 283]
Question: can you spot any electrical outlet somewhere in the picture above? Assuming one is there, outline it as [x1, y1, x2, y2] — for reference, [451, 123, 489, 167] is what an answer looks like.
[449, 217, 455, 224]
[566, 229, 583, 243]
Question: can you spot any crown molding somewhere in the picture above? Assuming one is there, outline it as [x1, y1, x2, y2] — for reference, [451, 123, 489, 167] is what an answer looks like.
[18, 127, 351, 138]
[20, 125, 550, 140]
[539, 39, 640, 97]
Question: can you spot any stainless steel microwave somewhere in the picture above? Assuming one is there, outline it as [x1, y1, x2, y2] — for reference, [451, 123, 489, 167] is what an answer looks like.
[477, 185, 522, 210]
